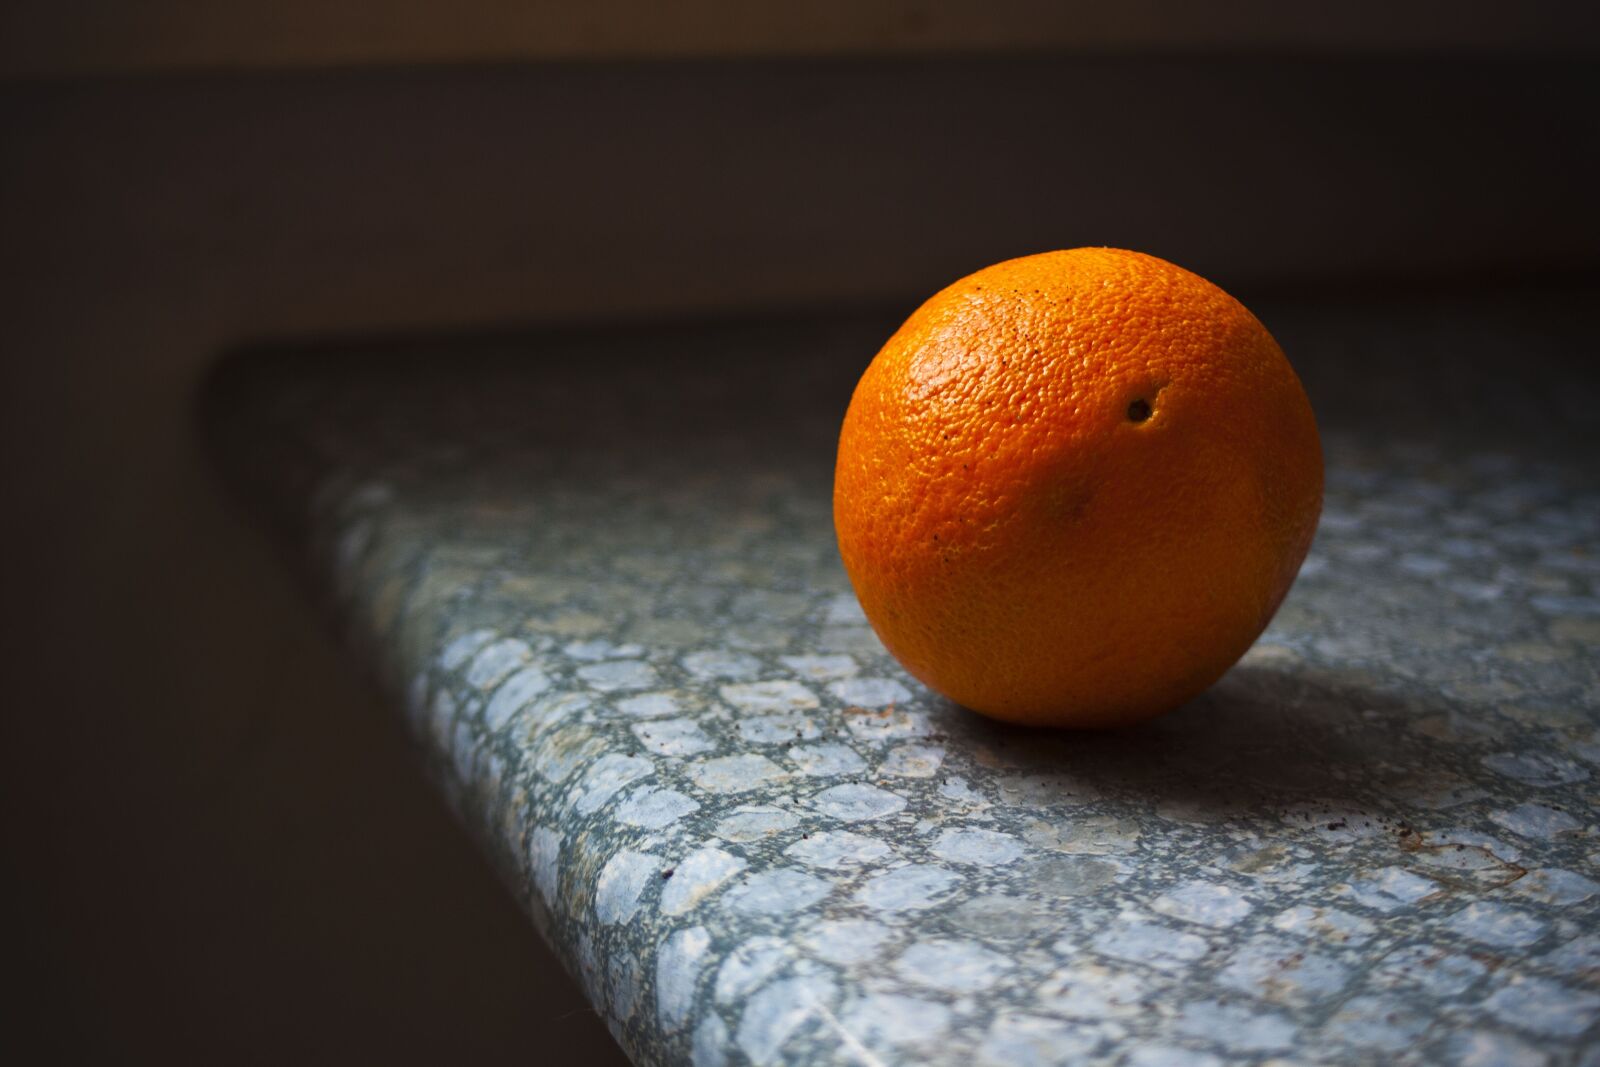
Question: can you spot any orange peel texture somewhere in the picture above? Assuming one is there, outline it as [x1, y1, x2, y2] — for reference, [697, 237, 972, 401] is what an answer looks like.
[833, 248, 1323, 727]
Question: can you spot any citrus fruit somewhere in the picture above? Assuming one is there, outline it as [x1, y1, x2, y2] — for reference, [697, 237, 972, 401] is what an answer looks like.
[833, 248, 1322, 727]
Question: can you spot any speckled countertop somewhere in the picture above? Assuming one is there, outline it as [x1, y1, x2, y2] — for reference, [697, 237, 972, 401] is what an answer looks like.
[210, 302, 1600, 1066]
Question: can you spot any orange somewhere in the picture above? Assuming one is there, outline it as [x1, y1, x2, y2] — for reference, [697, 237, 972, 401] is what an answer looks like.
[833, 248, 1322, 728]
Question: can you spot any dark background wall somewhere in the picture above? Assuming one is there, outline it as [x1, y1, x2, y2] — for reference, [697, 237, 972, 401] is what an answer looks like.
[4, 15, 1598, 1064]
[7, 1, 1598, 75]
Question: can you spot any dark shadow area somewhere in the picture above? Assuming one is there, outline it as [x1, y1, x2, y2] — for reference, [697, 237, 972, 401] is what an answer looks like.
[1262, 279, 1600, 456]
[938, 662, 1468, 824]
[6, 505, 631, 1066]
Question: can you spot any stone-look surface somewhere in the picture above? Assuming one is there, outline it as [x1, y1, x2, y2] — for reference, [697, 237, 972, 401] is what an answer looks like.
[211, 314, 1600, 1065]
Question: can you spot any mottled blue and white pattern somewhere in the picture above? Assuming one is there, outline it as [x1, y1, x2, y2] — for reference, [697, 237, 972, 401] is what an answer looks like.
[213, 318, 1600, 1065]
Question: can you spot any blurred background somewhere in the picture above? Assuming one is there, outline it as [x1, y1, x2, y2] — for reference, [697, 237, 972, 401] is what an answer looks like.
[3, 3, 1598, 1062]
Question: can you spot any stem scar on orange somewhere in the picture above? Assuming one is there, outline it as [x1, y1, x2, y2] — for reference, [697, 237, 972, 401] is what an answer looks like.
[833, 248, 1323, 728]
